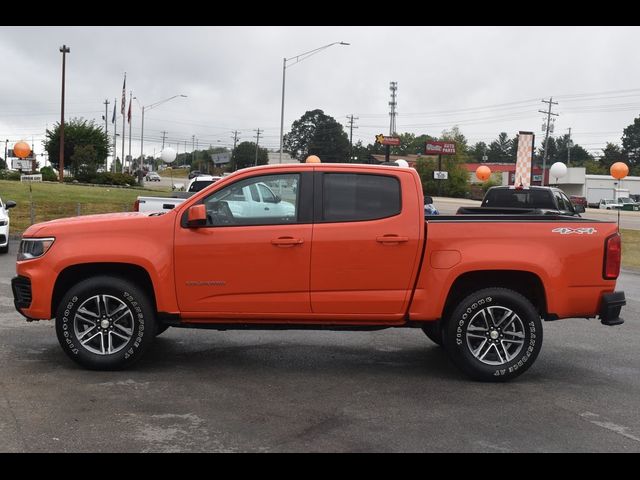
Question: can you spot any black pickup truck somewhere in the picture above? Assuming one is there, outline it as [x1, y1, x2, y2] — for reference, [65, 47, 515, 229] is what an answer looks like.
[458, 186, 584, 216]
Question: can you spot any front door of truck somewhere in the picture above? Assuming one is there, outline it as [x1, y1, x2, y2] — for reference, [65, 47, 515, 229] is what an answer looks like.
[174, 172, 313, 315]
[310, 171, 422, 316]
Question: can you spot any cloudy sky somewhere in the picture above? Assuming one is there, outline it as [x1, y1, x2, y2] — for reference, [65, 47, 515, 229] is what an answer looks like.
[1, 25, 639, 163]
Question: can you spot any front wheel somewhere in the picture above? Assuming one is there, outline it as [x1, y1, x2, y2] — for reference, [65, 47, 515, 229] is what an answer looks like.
[442, 288, 543, 382]
[55, 276, 156, 370]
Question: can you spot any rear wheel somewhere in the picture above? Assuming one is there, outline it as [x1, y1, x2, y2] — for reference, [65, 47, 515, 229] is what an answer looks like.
[0, 244, 8, 254]
[55, 276, 156, 370]
[442, 288, 543, 382]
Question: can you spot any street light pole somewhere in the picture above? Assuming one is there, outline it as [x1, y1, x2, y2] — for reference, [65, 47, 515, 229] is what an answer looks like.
[278, 41, 349, 164]
[137, 94, 187, 172]
[59, 44, 70, 182]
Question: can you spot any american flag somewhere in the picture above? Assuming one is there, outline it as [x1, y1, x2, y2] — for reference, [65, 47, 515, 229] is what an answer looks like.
[120, 74, 126, 115]
[127, 98, 132, 124]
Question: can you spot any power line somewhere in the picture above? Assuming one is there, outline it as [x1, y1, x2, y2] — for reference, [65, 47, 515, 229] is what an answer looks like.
[539, 97, 559, 185]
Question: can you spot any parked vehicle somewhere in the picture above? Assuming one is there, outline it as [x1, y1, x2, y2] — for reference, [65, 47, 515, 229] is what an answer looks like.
[569, 195, 587, 208]
[0, 197, 16, 254]
[186, 175, 222, 193]
[458, 186, 583, 216]
[188, 170, 202, 180]
[599, 199, 623, 210]
[134, 176, 222, 212]
[13, 164, 625, 381]
[145, 172, 161, 182]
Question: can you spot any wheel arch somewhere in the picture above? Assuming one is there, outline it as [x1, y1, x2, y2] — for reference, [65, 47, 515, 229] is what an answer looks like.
[51, 263, 157, 317]
[442, 270, 547, 322]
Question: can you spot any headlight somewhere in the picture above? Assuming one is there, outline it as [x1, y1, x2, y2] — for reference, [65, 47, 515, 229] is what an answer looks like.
[18, 237, 55, 261]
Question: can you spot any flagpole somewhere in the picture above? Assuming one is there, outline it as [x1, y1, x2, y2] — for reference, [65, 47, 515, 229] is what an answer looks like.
[128, 90, 132, 166]
[121, 72, 126, 173]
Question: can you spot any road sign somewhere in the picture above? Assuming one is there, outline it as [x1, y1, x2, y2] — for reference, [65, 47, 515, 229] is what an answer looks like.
[433, 171, 448, 180]
[425, 141, 456, 155]
[375, 134, 401, 146]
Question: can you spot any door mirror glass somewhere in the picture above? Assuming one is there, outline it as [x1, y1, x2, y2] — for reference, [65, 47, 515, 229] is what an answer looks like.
[424, 195, 433, 205]
[4, 200, 16, 209]
[574, 204, 585, 213]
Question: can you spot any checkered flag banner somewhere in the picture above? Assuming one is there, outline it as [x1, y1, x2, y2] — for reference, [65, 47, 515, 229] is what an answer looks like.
[514, 132, 534, 188]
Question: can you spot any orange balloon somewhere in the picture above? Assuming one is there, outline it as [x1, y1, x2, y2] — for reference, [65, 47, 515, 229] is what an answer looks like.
[13, 141, 31, 159]
[610, 162, 629, 179]
[476, 165, 491, 181]
[305, 155, 321, 163]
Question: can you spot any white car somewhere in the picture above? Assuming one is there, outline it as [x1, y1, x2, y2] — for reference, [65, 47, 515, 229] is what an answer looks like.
[599, 199, 622, 210]
[0, 197, 17, 254]
[206, 181, 295, 221]
[187, 175, 222, 193]
[145, 172, 161, 182]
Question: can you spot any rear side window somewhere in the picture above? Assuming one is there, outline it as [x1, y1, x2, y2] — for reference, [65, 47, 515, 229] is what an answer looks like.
[322, 173, 401, 222]
[483, 189, 555, 209]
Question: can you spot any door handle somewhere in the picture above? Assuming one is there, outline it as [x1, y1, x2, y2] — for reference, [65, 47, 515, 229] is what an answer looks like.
[376, 235, 409, 244]
[271, 237, 304, 247]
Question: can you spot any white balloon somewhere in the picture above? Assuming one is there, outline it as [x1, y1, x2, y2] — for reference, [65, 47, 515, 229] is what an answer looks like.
[395, 159, 409, 167]
[549, 162, 568, 180]
[160, 147, 177, 164]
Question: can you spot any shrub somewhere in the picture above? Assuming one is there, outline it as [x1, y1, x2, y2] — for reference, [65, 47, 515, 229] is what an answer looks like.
[40, 166, 58, 182]
[0, 169, 21, 181]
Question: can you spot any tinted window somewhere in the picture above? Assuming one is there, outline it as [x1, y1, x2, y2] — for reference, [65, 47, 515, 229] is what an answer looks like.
[322, 173, 401, 222]
[483, 189, 555, 209]
[188, 180, 214, 192]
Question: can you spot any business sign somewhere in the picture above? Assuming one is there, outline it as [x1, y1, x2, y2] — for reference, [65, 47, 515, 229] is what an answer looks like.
[12, 158, 33, 171]
[211, 153, 231, 165]
[425, 141, 456, 155]
[433, 171, 448, 180]
[375, 134, 401, 146]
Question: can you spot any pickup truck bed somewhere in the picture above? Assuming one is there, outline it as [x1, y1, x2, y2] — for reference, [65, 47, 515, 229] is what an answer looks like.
[13, 163, 625, 381]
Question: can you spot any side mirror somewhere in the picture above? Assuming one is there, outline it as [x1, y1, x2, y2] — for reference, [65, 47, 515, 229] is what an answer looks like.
[4, 201, 16, 209]
[187, 204, 207, 227]
[424, 195, 433, 205]
[274, 195, 282, 203]
[574, 205, 585, 213]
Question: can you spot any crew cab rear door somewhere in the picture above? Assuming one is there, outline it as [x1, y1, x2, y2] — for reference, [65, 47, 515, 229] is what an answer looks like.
[309, 168, 423, 317]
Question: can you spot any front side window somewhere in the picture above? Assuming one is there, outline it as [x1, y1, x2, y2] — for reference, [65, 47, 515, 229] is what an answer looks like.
[322, 173, 401, 222]
[202, 174, 299, 226]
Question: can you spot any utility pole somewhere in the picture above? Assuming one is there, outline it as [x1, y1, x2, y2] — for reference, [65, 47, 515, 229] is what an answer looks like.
[112, 97, 117, 173]
[231, 130, 241, 170]
[192, 135, 196, 169]
[567, 127, 572, 167]
[346, 115, 358, 162]
[103, 99, 110, 171]
[254, 128, 263, 166]
[161, 131, 168, 151]
[539, 97, 559, 186]
[387, 81, 397, 163]
[58, 44, 70, 182]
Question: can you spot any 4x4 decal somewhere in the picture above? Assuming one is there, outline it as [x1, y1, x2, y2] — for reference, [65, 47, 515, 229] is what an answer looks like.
[552, 227, 597, 235]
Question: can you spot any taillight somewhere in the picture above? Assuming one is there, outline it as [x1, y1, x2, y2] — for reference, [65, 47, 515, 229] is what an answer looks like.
[604, 233, 621, 279]
[133, 199, 140, 212]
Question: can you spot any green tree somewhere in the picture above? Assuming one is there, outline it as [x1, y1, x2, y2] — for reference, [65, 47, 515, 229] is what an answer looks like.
[70, 144, 99, 179]
[0, 157, 6, 169]
[487, 132, 514, 163]
[622, 115, 640, 167]
[43, 118, 109, 175]
[230, 141, 268, 170]
[284, 109, 350, 162]
[469, 142, 488, 163]
[600, 143, 624, 171]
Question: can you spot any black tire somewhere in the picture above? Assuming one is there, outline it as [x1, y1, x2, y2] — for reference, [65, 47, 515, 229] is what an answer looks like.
[155, 324, 170, 336]
[442, 288, 543, 382]
[0, 244, 8, 254]
[421, 321, 443, 346]
[55, 275, 156, 370]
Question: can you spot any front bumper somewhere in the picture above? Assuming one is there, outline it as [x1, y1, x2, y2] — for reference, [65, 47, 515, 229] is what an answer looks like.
[599, 291, 625, 326]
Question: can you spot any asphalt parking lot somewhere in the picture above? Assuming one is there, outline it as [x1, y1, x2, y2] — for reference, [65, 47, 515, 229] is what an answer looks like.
[1, 240, 639, 452]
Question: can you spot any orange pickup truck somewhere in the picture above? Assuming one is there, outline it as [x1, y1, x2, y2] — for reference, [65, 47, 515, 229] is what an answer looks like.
[12, 163, 625, 381]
